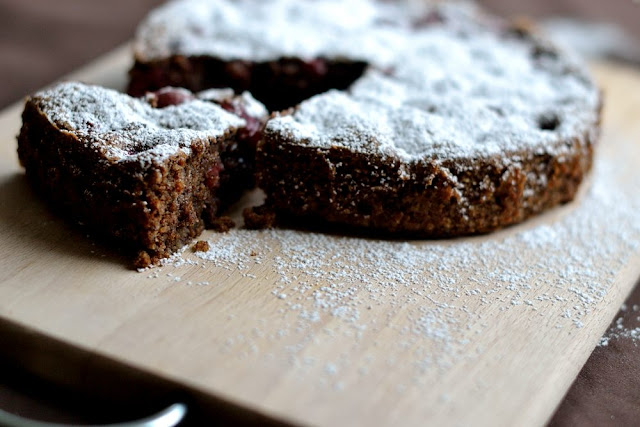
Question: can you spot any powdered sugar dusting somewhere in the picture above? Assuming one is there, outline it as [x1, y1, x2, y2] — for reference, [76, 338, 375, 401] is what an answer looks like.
[598, 304, 640, 347]
[197, 89, 268, 119]
[134, 0, 474, 64]
[32, 82, 245, 164]
[144, 144, 640, 384]
[136, 0, 599, 161]
[267, 25, 599, 161]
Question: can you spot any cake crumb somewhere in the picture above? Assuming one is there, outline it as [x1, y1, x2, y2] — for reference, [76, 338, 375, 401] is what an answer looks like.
[193, 240, 210, 252]
[209, 216, 235, 232]
[134, 251, 152, 269]
[243, 205, 276, 229]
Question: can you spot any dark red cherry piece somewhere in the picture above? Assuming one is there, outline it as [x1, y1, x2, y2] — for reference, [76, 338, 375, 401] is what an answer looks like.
[148, 87, 195, 108]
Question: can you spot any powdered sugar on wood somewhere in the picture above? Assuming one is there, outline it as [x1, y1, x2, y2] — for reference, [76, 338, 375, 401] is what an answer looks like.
[144, 145, 640, 388]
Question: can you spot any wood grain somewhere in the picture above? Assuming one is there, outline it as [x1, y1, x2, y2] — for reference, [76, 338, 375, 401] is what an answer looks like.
[0, 47, 639, 426]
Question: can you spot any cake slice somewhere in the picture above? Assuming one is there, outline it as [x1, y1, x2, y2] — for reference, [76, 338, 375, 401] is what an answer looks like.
[17, 82, 266, 267]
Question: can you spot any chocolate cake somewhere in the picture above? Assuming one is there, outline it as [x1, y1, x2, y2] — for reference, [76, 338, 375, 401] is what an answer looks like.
[19, 0, 601, 266]
[17, 82, 266, 267]
[131, 0, 600, 236]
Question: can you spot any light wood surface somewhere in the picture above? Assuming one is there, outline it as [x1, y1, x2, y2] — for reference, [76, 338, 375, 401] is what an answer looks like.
[0, 46, 639, 426]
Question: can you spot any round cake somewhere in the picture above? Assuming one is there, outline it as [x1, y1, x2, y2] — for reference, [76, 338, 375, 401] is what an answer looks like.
[131, 0, 601, 237]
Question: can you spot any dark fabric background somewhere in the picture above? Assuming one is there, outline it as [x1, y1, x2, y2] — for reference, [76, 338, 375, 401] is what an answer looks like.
[482, 0, 640, 38]
[0, 0, 164, 108]
[0, 0, 639, 425]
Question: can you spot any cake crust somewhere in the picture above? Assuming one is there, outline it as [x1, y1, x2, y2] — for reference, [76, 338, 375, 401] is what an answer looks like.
[251, 122, 598, 237]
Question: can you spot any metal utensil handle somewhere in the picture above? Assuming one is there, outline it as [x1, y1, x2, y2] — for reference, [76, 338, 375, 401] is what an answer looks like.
[0, 403, 187, 427]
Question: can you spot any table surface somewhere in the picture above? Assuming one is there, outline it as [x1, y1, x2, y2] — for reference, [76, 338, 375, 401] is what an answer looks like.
[1, 1, 640, 426]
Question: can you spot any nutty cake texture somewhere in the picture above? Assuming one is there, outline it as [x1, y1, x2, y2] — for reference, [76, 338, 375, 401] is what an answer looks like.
[18, 82, 266, 267]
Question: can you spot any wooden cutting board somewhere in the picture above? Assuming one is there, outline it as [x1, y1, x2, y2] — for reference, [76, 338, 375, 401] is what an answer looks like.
[1, 46, 640, 426]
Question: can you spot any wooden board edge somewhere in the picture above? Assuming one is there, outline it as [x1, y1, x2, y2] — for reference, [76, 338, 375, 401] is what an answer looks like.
[0, 314, 292, 426]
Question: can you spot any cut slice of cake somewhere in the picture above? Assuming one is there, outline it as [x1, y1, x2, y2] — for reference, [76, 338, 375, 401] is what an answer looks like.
[17, 82, 266, 267]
